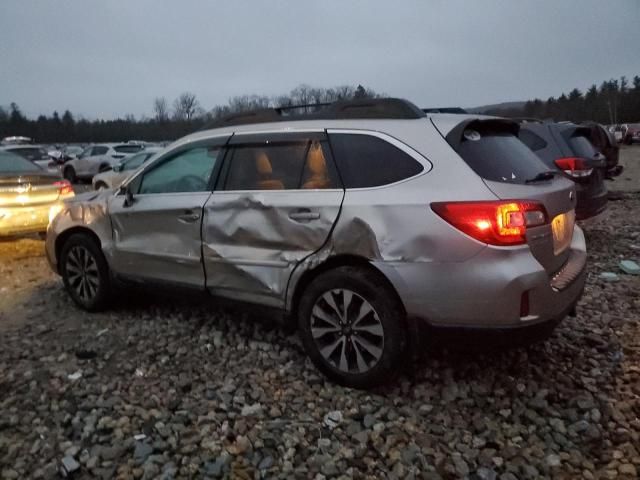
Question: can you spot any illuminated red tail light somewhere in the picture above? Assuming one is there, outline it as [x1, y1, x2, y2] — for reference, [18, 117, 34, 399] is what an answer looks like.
[554, 157, 593, 178]
[54, 180, 74, 196]
[431, 201, 548, 246]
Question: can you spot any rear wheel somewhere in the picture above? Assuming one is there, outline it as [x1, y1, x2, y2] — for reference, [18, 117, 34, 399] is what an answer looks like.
[94, 181, 108, 191]
[60, 234, 111, 311]
[63, 166, 77, 183]
[298, 266, 406, 389]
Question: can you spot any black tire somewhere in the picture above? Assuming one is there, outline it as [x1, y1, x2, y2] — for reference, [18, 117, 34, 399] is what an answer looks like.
[94, 181, 108, 191]
[59, 233, 111, 312]
[63, 166, 76, 183]
[297, 266, 406, 389]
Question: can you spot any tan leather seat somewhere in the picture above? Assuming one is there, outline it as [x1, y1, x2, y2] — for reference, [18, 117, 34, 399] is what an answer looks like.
[255, 151, 284, 190]
[302, 142, 331, 189]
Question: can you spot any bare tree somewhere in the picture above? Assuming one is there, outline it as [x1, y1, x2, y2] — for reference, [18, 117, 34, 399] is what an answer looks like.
[153, 97, 169, 122]
[173, 92, 200, 121]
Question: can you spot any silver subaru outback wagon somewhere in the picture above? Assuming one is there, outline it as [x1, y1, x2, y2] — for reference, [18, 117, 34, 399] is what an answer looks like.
[46, 99, 587, 388]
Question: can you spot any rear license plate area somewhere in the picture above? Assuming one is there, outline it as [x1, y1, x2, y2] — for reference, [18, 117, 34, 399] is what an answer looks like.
[551, 210, 575, 255]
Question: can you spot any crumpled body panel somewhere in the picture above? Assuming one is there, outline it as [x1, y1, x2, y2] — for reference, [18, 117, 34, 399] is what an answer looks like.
[202, 190, 343, 307]
[45, 190, 114, 272]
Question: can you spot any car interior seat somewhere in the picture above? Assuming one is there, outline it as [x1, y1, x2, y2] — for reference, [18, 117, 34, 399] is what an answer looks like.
[255, 150, 284, 190]
[302, 142, 331, 189]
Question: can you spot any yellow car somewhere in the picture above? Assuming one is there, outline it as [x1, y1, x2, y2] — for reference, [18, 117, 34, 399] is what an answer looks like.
[0, 150, 74, 237]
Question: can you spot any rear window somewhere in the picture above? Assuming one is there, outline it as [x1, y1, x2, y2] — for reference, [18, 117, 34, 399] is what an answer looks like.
[454, 128, 548, 184]
[567, 135, 597, 158]
[8, 147, 47, 160]
[329, 134, 423, 188]
[0, 152, 41, 172]
[114, 145, 144, 154]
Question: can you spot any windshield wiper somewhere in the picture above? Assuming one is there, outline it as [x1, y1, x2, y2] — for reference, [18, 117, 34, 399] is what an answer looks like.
[525, 170, 562, 184]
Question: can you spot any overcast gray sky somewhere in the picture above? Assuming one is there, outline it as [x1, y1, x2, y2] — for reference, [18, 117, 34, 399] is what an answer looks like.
[1, 0, 638, 119]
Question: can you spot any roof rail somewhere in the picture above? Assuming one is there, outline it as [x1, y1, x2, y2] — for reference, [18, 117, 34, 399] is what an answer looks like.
[200, 98, 425, 130]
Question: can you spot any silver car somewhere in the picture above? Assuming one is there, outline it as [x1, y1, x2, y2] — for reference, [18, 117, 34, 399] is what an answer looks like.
[92, 147, 162, 190]
[46, 99, 587, 388]
[63, 143, 145, 183]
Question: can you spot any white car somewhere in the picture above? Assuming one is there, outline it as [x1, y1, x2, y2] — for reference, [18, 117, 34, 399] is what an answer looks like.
[92, 147, 162, 190]
[62, 143, 145, 183]
[0, 145, 58, 173]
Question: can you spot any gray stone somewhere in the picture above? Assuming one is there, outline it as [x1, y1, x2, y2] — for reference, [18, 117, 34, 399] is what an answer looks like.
[133, 442, 154, 465]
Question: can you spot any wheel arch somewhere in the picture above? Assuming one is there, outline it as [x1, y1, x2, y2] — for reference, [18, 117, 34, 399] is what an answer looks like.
[287, 254, 406, 325]
[55, 227, 103, 274]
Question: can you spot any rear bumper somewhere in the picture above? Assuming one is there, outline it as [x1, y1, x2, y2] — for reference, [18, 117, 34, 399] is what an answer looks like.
[374, 225, 587, 330]
[0, 204, 59, 237]
[576, 184, 607, 220]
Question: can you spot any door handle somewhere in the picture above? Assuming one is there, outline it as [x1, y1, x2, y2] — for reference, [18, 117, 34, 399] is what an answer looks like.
[177, 210, 201, 223]
[288, 209, 320, 222]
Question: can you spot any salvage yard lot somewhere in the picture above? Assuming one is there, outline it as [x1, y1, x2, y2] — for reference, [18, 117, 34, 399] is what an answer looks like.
[1, 152, 639, 479]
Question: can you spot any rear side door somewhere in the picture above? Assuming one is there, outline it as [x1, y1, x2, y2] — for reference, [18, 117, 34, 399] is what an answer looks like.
[108, 137, 228, 287]
[202, 131, 344, 307]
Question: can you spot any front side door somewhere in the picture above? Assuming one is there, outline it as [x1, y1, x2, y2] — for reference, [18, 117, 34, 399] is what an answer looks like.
[202, 131, 344, 307]
[108, 137, 228, 287]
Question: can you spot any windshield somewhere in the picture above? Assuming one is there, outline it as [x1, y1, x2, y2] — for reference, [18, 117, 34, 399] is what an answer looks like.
[123, 152, 152, 170]
[0, 151, 42, 173]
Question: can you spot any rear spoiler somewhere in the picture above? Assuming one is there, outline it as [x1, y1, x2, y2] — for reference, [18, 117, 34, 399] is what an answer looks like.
[445, 118, 519, 150]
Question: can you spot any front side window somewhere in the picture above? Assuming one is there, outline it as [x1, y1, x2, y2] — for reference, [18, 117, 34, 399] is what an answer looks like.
[224, 139, 339, 191]
[329, 133, 424, 188]
[138, 147, 220, 194]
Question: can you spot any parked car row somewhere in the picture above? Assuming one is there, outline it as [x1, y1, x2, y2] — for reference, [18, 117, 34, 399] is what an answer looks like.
[607, 123, 640, 144]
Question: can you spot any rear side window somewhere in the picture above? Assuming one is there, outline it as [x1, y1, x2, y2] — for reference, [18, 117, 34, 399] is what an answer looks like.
[518, 129, 548, 151]
[329, 134, 423, 188]
[567, 135, 597, 158]
[224, 140, 340, 191]
[454, 128, 548, 184]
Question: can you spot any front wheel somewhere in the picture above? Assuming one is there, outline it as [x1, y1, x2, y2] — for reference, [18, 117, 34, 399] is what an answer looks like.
[60, 234, 111, 311]
[94, 181, 108, 191]
[298, 266, 406, 389]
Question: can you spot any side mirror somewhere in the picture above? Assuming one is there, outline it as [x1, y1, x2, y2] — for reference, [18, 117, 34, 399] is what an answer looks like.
[122, 186, 135, 207]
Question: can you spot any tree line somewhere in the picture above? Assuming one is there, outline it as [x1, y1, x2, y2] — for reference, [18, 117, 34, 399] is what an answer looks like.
[0, 84, 379, 144]
[481, 75, 640, 124]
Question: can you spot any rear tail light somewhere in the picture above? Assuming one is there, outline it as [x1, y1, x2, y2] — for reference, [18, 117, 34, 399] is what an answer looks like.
[554, 157, 593, 178]
[431, 200, 548, 246]
[54, 180, 74, 196]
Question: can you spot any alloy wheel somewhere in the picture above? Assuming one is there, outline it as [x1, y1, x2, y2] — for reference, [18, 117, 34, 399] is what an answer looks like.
[65, 245, 100, 303]
[310, 289, 384, 374]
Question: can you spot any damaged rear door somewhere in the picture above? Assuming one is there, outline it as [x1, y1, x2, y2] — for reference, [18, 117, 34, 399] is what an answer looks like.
[202, 131, 344, 307]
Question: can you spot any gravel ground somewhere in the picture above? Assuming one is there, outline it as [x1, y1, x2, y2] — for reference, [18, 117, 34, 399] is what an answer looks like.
[1, 193, 639, 478]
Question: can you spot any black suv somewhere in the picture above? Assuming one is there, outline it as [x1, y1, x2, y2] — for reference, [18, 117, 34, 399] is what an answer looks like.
[518, 121, 608, 220]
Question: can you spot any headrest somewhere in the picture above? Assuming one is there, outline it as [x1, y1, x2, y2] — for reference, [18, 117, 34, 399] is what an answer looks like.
[307, 143, 327, 174]
[255, 151, 272, 175]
